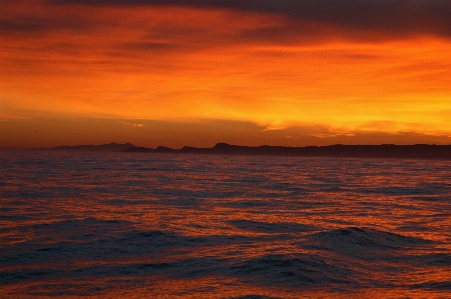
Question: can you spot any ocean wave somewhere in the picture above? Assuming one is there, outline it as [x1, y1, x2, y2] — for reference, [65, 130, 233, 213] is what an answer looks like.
[228, 253, 355, 287]
[228, 220, 315, 234]
[304, 227, 431, 260]
[409, 281, 451, 290]
[227, 295, 283, 299]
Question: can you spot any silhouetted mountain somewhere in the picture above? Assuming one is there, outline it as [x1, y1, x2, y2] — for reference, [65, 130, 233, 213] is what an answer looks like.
[155, 146, 177, 153]
[34, 142, 137, 152]
[122, 146, 154, 152]
[123, 143, 451, 160]
[34, 142, 451, 159]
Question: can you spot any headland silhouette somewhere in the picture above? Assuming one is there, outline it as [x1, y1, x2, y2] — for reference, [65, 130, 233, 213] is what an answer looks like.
[34, 142, 135, 152]
[35, 142, 451, 160]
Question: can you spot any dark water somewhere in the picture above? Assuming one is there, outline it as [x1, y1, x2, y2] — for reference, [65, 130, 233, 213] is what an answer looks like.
[1, 151, 450, 298]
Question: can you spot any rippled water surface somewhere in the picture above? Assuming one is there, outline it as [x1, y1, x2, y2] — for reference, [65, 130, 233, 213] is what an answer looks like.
[1, 151, 450, 298]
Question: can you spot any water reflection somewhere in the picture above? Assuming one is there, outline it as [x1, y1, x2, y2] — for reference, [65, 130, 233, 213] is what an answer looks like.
[0, 152, 450, 298]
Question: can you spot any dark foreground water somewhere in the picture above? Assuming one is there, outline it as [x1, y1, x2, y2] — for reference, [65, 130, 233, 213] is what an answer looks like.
[1, 151, 450, 298]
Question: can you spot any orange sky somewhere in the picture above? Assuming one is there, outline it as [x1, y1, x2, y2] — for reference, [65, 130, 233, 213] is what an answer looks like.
[1, 0, 451, 149]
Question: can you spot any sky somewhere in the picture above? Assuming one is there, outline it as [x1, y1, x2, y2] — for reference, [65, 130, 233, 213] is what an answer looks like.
[1, 0, 451, 149]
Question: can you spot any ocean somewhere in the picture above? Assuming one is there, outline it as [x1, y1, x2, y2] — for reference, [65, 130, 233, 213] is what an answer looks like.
[1, 151, 450, 298]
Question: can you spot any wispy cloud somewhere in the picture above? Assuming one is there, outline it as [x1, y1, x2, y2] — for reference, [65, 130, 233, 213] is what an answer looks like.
[50, 0, 451, 41]
[119, 121, 145, 128]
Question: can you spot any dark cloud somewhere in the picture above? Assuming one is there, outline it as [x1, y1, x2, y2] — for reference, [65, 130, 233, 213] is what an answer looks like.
[0, 18, 51, 32]
[0, 12, 94, 35]
[116, 42, 178, 51]
[52, 0, 451, 39]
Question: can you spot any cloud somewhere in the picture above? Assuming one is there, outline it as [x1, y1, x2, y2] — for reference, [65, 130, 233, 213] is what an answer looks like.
[51, 0, 451, 40]
[119, 121, 145, 128]
[282, 125, 451, 145]
[0, 2, 94, 35]
[3, 0, 450, 47]
[116, 42, 176, 51]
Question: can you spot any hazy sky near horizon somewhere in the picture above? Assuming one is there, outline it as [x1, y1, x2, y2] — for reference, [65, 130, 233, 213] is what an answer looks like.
[1, 0, 451, 149]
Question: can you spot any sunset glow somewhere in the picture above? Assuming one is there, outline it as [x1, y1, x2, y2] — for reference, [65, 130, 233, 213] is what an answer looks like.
[1, 0, 451, 148]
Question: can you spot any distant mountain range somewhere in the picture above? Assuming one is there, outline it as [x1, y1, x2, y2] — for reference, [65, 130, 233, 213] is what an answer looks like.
[34, 142, 451, 159]
[34, 142, 135, 152]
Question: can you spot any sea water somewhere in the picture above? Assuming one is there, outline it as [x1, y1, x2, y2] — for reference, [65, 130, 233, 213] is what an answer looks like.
[1, 151, 450, 298]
